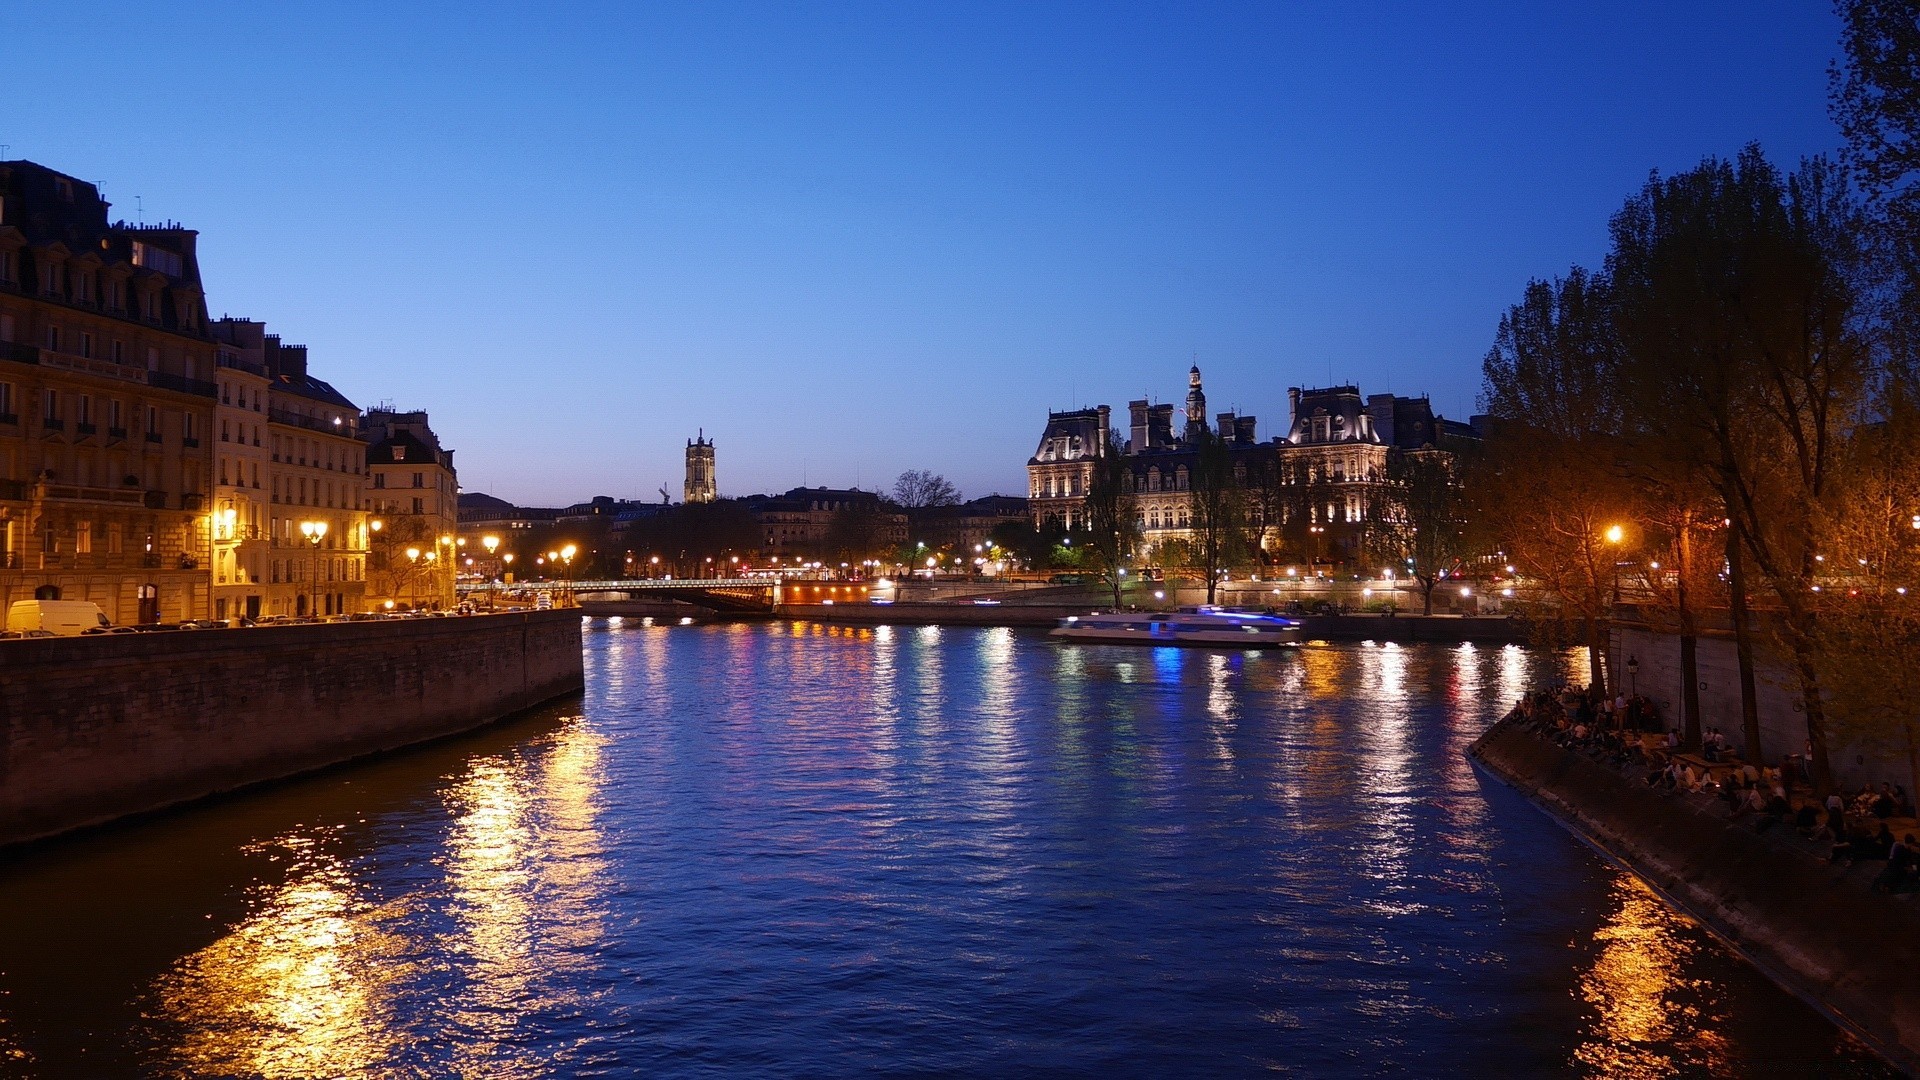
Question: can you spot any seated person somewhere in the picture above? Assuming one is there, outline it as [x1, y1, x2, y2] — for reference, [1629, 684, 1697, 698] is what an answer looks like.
[1794, 802, 1822, 837]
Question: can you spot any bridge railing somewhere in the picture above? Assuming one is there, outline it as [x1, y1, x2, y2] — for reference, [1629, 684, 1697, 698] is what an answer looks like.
[456, 578, 780, 593]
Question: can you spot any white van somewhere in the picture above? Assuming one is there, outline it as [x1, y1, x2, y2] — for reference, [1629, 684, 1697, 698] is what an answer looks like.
[7, 600, 111, 637]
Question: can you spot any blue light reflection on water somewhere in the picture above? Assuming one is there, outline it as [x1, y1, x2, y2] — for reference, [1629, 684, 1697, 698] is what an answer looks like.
[0, 623, 1895, 1078]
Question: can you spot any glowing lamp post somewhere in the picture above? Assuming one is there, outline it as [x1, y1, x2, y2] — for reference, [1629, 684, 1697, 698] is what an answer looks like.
[482, 535, 501, 609]
[405, 546, 421, 610]
[299, 519, 329, 617]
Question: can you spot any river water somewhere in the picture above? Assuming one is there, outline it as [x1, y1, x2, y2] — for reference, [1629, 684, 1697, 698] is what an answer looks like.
[0, 621, 1896, 1077]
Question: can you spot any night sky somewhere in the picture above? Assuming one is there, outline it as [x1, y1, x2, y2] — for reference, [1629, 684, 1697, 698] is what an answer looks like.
[8, 2, 1843, 504]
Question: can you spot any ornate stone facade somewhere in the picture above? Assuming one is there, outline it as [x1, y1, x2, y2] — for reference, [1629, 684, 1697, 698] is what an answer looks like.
[1027, 367, 1478, 568]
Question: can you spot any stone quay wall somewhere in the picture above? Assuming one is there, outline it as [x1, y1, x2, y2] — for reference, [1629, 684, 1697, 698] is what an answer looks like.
[1468, 718, 1920, 1074]
[1609, 623, 1903, 790]
[0, 610, 584, 848]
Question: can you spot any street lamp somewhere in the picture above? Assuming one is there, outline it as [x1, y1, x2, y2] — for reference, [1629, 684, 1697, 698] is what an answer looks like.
[482, 535, 501, 609]
[405, 546, 421, 610]
[299, 520, 329, 618]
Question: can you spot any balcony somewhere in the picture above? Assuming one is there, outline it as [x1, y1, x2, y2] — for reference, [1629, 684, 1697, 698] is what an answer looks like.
[107, 426, 126, 440]
[42, 417, 64, 431]
[144, 490, 167, 509]
[182, 494, 205, 511]
[33, 482, 147, 506]
[215, 353, 266, 378]
[148, 370, 217, 398]
[35, 347, 148, 386]
[75, 422, 96, 436]
[1, 342, 38, 366]
[0, 412, 16, 426]
[182, 436, 200, 448]
[145, 431, 162, 443]
[0, 479, 24, 500]
[269, 408, 364, 440]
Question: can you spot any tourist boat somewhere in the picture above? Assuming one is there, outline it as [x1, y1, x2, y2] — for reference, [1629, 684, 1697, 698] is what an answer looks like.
[1049, 607, 1301, 648]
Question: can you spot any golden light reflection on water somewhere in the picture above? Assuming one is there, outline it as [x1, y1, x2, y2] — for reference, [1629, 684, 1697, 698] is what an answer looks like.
[144, 716, 611, 1080]
[145, 833, 417, 1079]
[1573, 877, 1731, 1078]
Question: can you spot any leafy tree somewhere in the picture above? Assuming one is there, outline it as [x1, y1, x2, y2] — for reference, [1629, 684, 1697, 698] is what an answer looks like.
[1608, 147, 1870, 793]
[1367, 450, 1469, 616]
[891, 469, 961, 509]
[1814, 410, 1920, 800]
[1478, 268, 1628, 695]
[1079, 431, 1140, 610]
[826, 501, 887, 564]
[1243, 453, 1289, 567]
[1188, 431, 1243, 605]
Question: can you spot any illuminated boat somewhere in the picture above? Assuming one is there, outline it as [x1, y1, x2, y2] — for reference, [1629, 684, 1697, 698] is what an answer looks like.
[1049, 607, 1301, 648]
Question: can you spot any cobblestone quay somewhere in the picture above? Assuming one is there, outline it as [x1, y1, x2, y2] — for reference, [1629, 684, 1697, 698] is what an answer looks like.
[0, 611, 584, 848]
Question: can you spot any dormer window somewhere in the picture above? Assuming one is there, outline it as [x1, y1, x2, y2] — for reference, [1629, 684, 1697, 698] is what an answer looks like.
[392, 445, 405, 461]
[55, 178, 73, 202]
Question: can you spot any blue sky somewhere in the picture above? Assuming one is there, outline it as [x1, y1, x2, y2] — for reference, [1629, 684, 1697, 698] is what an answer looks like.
[7, 2, 1843, 505]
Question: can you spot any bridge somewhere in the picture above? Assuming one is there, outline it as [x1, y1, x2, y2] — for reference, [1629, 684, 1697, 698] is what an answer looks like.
[457, 578, 879, 614]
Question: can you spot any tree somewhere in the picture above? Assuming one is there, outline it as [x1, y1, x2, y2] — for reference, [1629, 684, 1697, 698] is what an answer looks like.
[826, 501, 887, 564]
[1608, 147, 1871, 793]
[1815, 410, 1920, 801]
[891, 469, 961, 509]
[1478, 267, 1628, 695]
[1079, 431, 1140, 610]
[1833, 1, 1920, 270]
[1188, 431, 1243, 605]
[1243, 453, 1287, 567]
[1368, 450, 1469, 616]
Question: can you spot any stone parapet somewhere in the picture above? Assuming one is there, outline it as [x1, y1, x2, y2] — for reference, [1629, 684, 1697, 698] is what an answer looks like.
[0, 610, 583, 848]
[1468, 718, 1920, 1075]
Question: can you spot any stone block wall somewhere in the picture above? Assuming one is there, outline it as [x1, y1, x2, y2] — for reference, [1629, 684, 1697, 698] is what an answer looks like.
[0, 610, 583, 847]
[1610, 624, 1905, 790]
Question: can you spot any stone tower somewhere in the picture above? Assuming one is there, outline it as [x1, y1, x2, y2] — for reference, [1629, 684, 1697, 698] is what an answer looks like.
[1184, 365, 1209, 442]
[684, 430, 716, 504]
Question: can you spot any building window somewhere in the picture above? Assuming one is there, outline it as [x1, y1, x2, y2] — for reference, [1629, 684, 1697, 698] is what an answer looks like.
[75, 522, 92, 554]
[112, 339, 123, 363]
[412, 497, 424, 514]
[413, 472, 423, 488]
[0, 313, 12, 342]
[45, 325, 59, 352]
[0, 382, 12, 420]
[146, 346, 159, 371]
[42, 390, 57, 423]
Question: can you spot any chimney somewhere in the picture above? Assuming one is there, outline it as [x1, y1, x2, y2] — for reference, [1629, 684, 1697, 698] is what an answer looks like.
[1096, 404, 1111, 455]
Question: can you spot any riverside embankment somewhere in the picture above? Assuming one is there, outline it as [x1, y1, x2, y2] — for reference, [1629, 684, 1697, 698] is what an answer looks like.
[1468, 718, 1920, 1074]
[0, 610, 584, 848]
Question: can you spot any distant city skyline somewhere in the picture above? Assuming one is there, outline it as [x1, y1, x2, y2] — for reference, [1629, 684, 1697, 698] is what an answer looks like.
[8, 2, 1845, 505]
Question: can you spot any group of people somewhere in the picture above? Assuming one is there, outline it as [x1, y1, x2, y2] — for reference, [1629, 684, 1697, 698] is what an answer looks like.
[1502, 684, 1920, 896]
[1506, 686, 1659, 773]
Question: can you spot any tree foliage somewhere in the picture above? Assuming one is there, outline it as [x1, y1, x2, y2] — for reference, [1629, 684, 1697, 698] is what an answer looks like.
[1079, 431, 1140, 610]
[1367, 450, 1470, 616]
[1187, 431, 1243, 605]
[891, 469, 961, 509]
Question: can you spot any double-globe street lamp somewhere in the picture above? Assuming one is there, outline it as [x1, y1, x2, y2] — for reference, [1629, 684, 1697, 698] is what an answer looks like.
[482, 534, 501, 609]
[298, 519, 328, 618]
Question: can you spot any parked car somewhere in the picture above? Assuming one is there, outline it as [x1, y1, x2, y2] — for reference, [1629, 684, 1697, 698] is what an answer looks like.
[7, 600, 112, 637]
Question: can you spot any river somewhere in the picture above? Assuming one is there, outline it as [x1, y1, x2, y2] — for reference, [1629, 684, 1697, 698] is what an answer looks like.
[0, 621, 1896, 1077]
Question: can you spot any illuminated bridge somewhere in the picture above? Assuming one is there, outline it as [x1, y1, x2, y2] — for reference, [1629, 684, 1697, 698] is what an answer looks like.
[458, 578, 882, 614]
